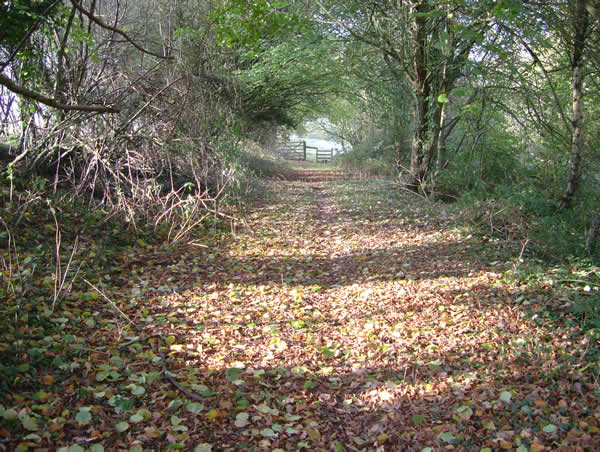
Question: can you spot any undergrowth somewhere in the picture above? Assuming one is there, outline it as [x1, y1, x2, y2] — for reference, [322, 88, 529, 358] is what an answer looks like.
[440, 178, 600, 343]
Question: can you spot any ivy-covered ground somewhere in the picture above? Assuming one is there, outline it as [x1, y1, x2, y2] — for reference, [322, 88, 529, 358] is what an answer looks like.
[1, 170, 599, 451]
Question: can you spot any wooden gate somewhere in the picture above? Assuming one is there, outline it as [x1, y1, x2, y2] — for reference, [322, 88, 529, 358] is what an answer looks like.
[279, 141, 306, 161]
[316, 149, 333, 162]
[279, 141, 336, 163]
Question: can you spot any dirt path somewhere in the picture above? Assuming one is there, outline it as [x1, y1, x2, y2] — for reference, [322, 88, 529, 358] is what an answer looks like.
[134, 177, 597, 450]
[4, 176, 597, 450]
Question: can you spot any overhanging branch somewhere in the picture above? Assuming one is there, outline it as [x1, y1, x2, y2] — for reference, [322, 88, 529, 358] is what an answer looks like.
[69, 0, 174, 60]
[0, 73, 120, 113]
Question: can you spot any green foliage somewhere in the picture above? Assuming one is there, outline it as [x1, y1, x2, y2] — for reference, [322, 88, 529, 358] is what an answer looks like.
[0, 0, 62, 49]
[213, 0, 309, 50]
[453, 173, 600, 261]
[337, 143, 396, 178]
[237, 35, 345, 128]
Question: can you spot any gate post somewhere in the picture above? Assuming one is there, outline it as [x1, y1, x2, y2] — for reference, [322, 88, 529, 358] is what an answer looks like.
[303, 141, 306, 161]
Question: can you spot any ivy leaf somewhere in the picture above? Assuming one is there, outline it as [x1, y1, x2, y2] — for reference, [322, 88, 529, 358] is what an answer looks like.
[455, 405, 473, 420]
[129, 413, 144, 423]
[260, 428, 275, 437]
[75, 407, 93, 425]
[186, 402, 205, 414]
[234, 412, 250, 428]
[499, 391, 512, 403]
[3, 408, 17, 421]
[439, 432, 456, 444]
[21, 415, 40, 431]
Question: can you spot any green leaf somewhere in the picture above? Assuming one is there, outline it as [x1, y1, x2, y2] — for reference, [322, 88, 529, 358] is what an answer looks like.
[439, 432, 456, 444]
[499, 391, 512, 403]
[543, 423, 557, 433]
[413, 414, 425, 425]
[21, 415, 40, 431]
[171, 415, 183, 426]
[455, 405, 473, 420]
[134, 408, 152, 422]
[234, 412, 250, 428]
[115, 421, 129, 432]
[129, 413, 144, 423]
[23, 433, 41, 442]
[3, 408, 18, 421]
[67, 446, 85, 452]
[437, 94, 449, 104]
[126, 383, 145, 395]
[303, 379, 315, 389]
[320, 346, 335, 358]
[187, 402, 205, 414]
[75, 407, 92, 425]
[168, 399, 184, 410]
[90, 444, 104, 452]
[428, 359, 442, 369]
[260, 428, 275, 437]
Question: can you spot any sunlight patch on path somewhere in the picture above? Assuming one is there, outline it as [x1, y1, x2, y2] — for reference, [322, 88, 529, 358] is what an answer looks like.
[133, 178, 598, 450]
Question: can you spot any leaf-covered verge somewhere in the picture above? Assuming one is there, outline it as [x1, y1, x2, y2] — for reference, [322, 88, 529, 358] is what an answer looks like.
[1, 167, 599, 451]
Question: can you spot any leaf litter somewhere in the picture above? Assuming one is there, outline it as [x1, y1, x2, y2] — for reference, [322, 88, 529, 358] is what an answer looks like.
[1, 172, 599, 450]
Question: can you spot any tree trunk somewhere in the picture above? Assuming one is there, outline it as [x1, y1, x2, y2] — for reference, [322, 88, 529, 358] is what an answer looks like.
[408, 104, 442, 192]
[559, 0, 589, 208]
[586, 207, 600, 255]
[406, 1, 439, 192]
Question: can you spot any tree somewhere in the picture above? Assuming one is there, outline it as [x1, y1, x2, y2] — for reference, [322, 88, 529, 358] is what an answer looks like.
[0, 1, 174, 115]
[558, 0, 591, 208]
[312, 0, 496, 192]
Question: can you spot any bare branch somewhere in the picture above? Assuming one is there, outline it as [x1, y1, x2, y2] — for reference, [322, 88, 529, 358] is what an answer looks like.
[0, 73, 120, 113]
[69, 0, 174, 60]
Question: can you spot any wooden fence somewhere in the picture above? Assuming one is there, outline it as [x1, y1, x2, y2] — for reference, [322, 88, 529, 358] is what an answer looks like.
[316, 148, 333, 162]
[280, 141, 306, 161]
[279, 141, 335, 163]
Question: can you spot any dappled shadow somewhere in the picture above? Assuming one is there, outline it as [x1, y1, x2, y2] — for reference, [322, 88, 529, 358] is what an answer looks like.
[135, 238, 502, 292]
[268, 167, 360, 182]
[105, 178, 599, 450]
[124, 301, 599, 450]
[163, 362, 597, 450]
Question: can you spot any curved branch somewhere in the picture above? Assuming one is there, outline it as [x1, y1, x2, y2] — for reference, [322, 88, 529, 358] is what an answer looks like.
[69, 0, 174, 60]
[0, 73, 119, 113]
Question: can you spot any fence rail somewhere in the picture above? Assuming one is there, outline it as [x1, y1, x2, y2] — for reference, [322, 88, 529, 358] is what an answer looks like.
[316, 148, 333, 162]
[279, 141, 306, 161]
[278, 141, 336, 163]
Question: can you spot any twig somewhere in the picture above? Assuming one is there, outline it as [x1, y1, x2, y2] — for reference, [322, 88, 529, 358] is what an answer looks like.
[0, 74, 120, 113]
[155, 336, 206, 402]
[69, 0, 174, 60]
[83, 279, 135, 325]
[50, 205, 83, 311]
[518, 239, 530, 261]
[396, 184, 428, 200]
